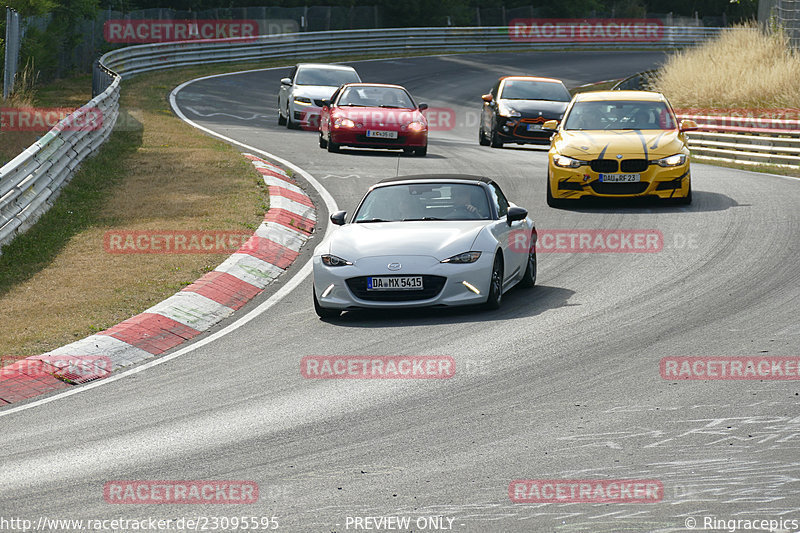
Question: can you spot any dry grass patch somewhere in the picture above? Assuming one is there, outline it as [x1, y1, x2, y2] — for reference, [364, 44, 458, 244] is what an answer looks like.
[0, 71, 90, 166]
[0, 68, 269, 357]
[0, 94, 39, 166]
[650, 23, 800, 109]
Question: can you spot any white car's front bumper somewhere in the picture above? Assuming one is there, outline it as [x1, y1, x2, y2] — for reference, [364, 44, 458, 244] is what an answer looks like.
[313, 254, 493, 310]
[291, 103, 321, 126]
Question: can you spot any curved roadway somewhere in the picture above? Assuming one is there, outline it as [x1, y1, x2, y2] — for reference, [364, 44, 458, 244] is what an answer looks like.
[2, 51, 799, 532]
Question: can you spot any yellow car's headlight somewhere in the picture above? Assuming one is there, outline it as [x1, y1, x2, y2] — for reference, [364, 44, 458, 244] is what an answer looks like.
[655, 154, 687, 167]
[553, 154, 585, 168]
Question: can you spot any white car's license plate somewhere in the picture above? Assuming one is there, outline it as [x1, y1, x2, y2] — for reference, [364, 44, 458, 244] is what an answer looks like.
[366, 130, 398, 139]
[367, 276, 423, 290]
[526, 124, 542, 131]
[599, 173, 641, 183]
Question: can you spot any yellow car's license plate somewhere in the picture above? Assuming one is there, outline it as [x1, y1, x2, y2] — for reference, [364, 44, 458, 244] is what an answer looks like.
[599, 173, 640, 183]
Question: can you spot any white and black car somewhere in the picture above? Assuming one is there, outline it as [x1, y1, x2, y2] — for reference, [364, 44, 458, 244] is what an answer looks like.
[312, 174, 537, 318]
[277, 63, 361, 130]
[479, 76, 570, 147]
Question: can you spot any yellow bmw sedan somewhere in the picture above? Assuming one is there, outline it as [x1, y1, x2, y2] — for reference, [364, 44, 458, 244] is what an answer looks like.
[544, 90, 697, 207]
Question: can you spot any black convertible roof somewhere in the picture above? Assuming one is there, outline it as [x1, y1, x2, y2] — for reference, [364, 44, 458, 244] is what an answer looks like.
[378, 174, 494, 184]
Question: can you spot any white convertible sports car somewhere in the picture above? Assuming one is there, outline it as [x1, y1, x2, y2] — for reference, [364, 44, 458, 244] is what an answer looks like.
[312, 174, 538, 318]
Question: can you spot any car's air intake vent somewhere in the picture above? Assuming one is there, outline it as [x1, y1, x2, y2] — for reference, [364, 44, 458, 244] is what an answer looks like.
[346, 276, 446, 302]
[590, 159, 618, 173]
[590, 182, 649, 195]
[620, 159, 649, 173]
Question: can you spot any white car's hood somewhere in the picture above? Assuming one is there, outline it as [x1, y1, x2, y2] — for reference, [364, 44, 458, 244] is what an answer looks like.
[325, 221, 488, 261]
[293, 85, 339, 100]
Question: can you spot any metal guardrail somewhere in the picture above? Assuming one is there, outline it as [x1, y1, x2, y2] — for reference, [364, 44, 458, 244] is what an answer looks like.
[3, 8, 22, 100]
[678, 114, 800, 167]
[0, 79, 120, 249]
[99, 26, 726, 78]
[0, 25, 728, 252]
[776, 0, 800, 49]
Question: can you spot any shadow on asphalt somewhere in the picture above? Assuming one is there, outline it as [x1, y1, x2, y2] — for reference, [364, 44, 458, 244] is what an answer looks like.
[322, 284, 576, 327]
[549, 190, 744, 213]
[491, 144, 550, 152]
[328, 148, 447, 159]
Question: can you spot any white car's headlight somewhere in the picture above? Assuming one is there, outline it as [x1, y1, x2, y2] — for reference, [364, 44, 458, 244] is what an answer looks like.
[498, 103, 521, 118]
[441, 251, 482, 264]
[553, 154, 585, 168]
[321, 254, 353, 267]
[293, 97, 313, 106]
[655, 154, 687, 167]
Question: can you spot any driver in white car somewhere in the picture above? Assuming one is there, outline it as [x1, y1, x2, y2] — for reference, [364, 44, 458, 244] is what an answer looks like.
[448, 187, 482, 219]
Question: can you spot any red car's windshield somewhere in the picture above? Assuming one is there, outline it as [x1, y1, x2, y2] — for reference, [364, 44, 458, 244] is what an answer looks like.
[338, 86, 415, 109]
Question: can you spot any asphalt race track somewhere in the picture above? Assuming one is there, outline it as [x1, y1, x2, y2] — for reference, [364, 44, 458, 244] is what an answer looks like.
[2, 51, 799, 532]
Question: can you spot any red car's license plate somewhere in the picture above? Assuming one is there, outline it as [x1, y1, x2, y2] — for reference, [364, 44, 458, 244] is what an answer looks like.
[367, 130, 398, 139]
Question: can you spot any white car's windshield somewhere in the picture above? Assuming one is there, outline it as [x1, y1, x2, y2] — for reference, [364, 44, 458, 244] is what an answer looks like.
[338, 86, 415, 109]
[500, 80, 570, 102]
[295, 68, 360, 86]
[354, 183, 491, 222]
[564, 100, 677, 130]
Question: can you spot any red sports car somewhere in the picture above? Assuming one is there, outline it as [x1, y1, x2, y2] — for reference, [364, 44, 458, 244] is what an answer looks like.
[319, 83, 428, 156]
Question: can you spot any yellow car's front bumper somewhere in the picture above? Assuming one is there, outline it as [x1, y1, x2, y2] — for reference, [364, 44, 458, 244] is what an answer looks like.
[547, 159, 691, 201]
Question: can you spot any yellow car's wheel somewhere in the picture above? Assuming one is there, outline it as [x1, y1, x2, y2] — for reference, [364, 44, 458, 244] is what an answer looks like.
[546, 174, 569, 209]
[678, 183, 692, 205]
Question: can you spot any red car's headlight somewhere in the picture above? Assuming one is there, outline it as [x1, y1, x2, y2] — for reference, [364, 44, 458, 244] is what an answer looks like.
[407, 121, 426, 132]
[334, 117, 356, 128]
